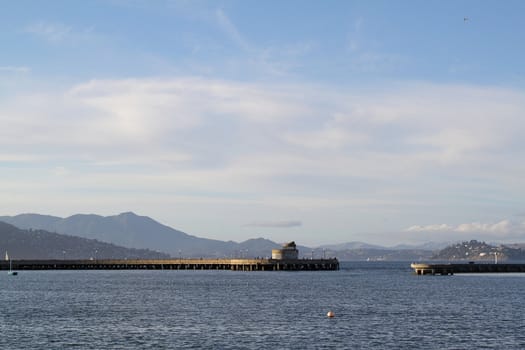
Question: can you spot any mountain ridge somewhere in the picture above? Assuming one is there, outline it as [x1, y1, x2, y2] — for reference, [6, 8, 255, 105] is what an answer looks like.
[0, 221, 170, 260]
[0, 212, 277, 258]
[3, 212, 519, 261]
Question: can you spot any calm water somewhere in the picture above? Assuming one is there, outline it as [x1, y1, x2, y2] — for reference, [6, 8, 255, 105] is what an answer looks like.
[0, 262, 524, 349]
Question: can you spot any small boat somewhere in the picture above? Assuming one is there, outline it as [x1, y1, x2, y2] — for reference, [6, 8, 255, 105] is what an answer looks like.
[8, 260, 18, 276]
[6, 252, 18, 276]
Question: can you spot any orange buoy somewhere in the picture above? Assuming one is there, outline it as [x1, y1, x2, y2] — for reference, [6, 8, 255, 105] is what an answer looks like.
[326, 311, 335, 318]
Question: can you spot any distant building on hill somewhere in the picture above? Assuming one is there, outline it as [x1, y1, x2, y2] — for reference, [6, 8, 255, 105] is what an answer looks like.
[272, 241, 299, 260]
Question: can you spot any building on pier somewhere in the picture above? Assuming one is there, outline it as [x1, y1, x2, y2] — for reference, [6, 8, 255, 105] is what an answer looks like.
[272, 241, 299, 260]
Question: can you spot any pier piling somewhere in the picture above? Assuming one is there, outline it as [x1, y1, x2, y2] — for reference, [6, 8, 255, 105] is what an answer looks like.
[0, 258, 339, 272]
[411, 263, 525, 275]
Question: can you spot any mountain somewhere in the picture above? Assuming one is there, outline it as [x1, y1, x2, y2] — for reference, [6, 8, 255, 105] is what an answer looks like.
[318, 241, 386, 251]
[1, 212, 330, 258]
[390, 241, 451, 251]
[0, 213, 62, 229]
[237, 238, 281, 258]
[316, 247, 433, 261]
[0, 212, 238, 258]
[2, 212, 487, 261]
[0, 221, 170, 260]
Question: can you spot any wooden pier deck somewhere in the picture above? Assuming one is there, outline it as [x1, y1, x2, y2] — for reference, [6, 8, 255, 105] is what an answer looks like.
[0, 258, 339, 271]
[411, 263, 525, 275]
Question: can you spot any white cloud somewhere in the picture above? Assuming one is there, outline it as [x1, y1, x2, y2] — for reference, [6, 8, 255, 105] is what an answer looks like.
[53, 166, 70, 177]
[3, 79, 525, 182]
[406, 224, 453, 232]
[243, 221, 302, 228]
[406, 220, 525, 241]
[0, 153, 41, 163]
[2, 77, 525, 243]
[283, 126, 369, 150]
[3, 78, 525, 176]
[455, 220, 514, 234]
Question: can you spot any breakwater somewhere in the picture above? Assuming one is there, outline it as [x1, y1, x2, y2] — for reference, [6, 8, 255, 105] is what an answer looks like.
[1, 258, 339, 271]
[411, 262, 525, 275]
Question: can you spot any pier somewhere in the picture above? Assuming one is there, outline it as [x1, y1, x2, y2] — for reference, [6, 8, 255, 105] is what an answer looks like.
[0, 258, 339, 271]
[411, 263, 525, 275]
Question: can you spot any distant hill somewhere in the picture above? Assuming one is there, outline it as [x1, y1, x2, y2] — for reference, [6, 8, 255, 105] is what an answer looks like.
[237, 238, 281, 258]
[327, 241, 449, 251]
[318, 241, 386, 251]
[315, 247, 433, 261]
[432, 240, 525, 261]
[315, 241, 442, 261]
[5, 212, 502, 261]
[390, 241, 451, 251]
[0, 212, 236, 258]
[0, 221, 170, 260]
[1, 212, 330, 258]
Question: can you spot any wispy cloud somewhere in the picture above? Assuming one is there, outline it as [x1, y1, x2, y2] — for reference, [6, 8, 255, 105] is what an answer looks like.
[213, 9, 314, 77]
[215, 9, 250, 50]
[24, 21, 94, 43]
[347, 18, 364, 52]
[349, 52, 408, 73]
[0, 66, 30, 73]
[344, 17, 409, 73]
[25, 21, 72, 42]
[243, 221, 302, 228]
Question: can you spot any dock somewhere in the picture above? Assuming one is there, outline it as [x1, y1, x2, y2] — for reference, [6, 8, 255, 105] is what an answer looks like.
[411, 263, 525, 275]
[0, 258, 339, 271]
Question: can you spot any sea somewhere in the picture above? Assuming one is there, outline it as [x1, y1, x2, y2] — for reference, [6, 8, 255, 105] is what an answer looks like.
[1, 261, 524, 349]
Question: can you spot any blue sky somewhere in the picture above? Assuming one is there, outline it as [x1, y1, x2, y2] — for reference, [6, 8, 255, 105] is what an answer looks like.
[1, 0, 525, 246]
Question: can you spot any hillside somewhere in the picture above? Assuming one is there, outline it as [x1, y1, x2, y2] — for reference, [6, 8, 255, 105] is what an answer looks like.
[0, 212, 236, 258]
[431, 240, 525, 261]
[0, 221, 170, 260]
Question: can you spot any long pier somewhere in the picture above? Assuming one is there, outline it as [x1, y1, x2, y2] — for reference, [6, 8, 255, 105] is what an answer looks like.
[411, 263, 525, 275]
[0, 258, 339, 271]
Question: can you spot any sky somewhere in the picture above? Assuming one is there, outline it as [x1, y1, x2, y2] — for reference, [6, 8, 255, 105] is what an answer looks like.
[1, 0, 525, 246]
